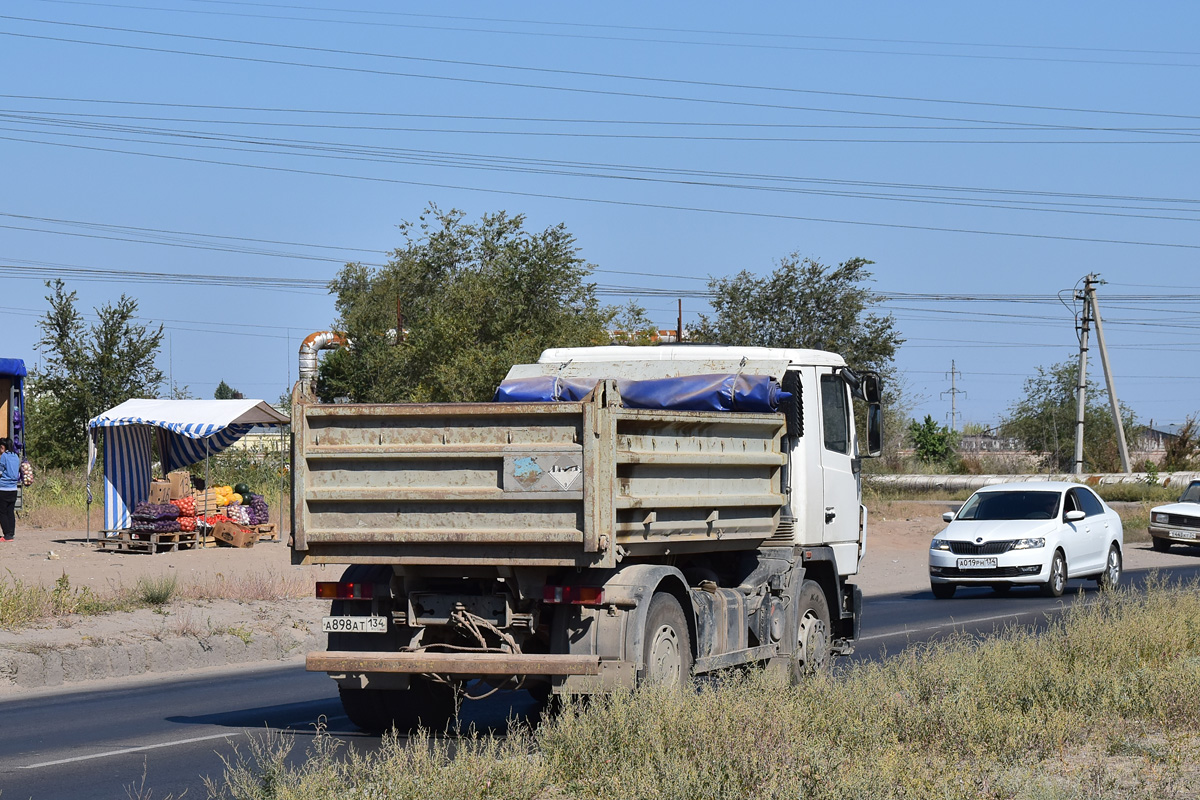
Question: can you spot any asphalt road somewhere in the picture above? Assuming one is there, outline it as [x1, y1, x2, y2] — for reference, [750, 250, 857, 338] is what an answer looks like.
[3, 562, 1199, 800]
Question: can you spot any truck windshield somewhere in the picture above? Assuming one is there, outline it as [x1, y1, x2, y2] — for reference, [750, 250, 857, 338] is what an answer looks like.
[1180, 483, 1200, 504]
[956, 490, 1061, 521]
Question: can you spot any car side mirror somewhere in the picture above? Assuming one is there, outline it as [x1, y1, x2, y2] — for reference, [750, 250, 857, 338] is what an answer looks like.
[1065, 509, 1086, 522]
[942, 511, 955, 523]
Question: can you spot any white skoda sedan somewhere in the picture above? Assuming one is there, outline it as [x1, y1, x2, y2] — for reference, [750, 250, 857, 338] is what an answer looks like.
[929, 481, 1123, 599]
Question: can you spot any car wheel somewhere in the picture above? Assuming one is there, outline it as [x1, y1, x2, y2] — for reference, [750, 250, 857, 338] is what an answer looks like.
[789, 580, 831, 681]
[1041, 550, 1067, 598]
[1152, 537, 1172, 553]
[990, 583, 1012, 595]
[639, 593, 692, 688]
[931, 582, 956, 599]
[1097, 544, 1122, 590]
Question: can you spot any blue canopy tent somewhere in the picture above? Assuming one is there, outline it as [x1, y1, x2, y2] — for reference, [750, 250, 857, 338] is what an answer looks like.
[0, 358, 27, 457]
[86, 399, 289, 536]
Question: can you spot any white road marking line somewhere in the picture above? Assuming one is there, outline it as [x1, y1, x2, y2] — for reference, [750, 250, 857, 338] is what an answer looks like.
[22, 731, 242, 769]
[859, 610, 1046, 641]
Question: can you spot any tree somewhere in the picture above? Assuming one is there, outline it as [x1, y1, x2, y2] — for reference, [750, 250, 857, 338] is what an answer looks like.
[1000, 359, 1140, 473]
[908, 414, 959, 465]
[27, 280, 164, 468]
[213, 380, 241, 400]
[319, 206, 611, 403]
[1162, 415, 1200, 472]
[690, 256, 903, 375]
[610, 301, 659, 345]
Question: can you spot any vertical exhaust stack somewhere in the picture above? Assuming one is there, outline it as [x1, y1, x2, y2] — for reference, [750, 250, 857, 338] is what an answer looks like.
[297, 331, 347, 398]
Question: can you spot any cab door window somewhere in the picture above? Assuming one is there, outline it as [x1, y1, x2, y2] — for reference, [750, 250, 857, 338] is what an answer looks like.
[820, 375, 850, 455]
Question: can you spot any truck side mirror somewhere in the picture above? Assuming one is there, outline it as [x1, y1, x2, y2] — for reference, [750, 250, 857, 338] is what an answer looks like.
[862, 373, 882, 405]
[866, 401, 883, 458]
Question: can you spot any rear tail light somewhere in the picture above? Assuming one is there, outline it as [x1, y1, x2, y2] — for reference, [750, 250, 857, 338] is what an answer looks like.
[315, 581, 375, 599]
[543, 585, 604, 605]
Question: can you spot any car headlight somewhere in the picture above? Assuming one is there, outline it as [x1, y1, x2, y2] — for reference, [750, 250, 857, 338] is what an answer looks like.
[1154, 513, 1169, 524]
[1011, 537, 1045, 550]
[931, 539, 952, 551]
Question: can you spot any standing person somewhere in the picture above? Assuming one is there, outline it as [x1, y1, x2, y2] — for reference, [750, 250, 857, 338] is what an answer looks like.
[0, 437, 18, 541]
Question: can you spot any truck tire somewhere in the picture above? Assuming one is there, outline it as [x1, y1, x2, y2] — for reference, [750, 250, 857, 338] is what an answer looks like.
[338, 686, 394, 734]
[639, 593, 692, 688]
[789, 580, 830, 681]
[385, 680, 458, 733]
[339, 681, 458, 735]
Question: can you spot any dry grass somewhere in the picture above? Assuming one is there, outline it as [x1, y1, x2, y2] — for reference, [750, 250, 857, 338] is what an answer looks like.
[175, 570, 310, 602]
[206, 579, 1200, 800]
[0, 573, 134, 630]
[0, 568, 308, 630]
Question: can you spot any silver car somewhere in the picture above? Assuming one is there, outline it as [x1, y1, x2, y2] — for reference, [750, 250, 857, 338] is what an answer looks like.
[929, 481, 1123, 599]
[1147, 480, 1200, 552]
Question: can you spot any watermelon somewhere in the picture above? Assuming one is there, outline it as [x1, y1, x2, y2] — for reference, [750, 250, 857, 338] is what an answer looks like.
[233, 482, 252, 497]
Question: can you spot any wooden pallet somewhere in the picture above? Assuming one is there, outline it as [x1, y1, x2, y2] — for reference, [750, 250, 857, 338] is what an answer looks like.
[96, 530, 199, 554]
[252, 523, 278, 542]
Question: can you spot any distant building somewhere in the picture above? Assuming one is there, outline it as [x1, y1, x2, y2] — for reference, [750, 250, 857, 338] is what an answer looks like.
[958, 432, 1025, 453]
[1137, 422, 1184, 454]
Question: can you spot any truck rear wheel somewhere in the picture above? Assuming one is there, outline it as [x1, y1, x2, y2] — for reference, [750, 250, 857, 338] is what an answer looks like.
[789, 580, 831, 680]
[339, 681, 458, 735]
[338, 686, 393, 734]
[639, 593, 692, 688]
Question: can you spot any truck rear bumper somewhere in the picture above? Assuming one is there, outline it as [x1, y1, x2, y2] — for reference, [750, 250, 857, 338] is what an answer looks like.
[308, 650, 602, 676]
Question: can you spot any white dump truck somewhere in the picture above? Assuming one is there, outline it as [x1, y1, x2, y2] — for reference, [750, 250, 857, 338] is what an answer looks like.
[290, 340, 881, 732]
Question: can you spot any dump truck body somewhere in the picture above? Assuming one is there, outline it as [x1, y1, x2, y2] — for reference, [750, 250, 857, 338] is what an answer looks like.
[291, 345, 880, 732]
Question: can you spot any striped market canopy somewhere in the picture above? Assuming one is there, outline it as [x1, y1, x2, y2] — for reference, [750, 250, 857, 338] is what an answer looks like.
[87, 399, 289, 531]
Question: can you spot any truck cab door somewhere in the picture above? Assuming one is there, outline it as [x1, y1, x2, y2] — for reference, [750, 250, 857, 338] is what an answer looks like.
[818, 371, 859, 553]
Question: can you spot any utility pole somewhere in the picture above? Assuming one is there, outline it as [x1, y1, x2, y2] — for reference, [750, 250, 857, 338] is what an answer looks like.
[1087, 278, 1131, 473]
[1074, 274, 1131, 474]
[942, 360, 965, 431]
[1073, 280, 1092, 476]
[677, 299, 683, 344]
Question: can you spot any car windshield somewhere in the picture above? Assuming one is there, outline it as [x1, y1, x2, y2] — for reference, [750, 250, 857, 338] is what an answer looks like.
[956, 490, 1061, 521]
[1179, 482, 1200, 504]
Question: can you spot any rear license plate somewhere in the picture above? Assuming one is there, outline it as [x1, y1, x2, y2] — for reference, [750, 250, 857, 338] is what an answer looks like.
[957, 557, 998, 570]
[321, 616, 387, 634]
[1169, 529, 1198, 541]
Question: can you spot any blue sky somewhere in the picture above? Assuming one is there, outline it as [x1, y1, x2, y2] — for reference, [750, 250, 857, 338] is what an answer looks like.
[3, 1, 1199, 430]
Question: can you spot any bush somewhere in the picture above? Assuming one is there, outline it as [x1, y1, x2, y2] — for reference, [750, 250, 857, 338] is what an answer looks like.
[135, 574, 178, 606]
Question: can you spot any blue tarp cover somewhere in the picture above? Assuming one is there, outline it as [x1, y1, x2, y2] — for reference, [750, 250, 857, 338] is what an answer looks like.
[495, 373, 790, 413]
[494, 376, 599, 402]
[0, 358, 26, 378]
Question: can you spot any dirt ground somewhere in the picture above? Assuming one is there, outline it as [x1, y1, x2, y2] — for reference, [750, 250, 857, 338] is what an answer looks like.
[1, 500, 1192, 683]
[1, 524, 335, 593]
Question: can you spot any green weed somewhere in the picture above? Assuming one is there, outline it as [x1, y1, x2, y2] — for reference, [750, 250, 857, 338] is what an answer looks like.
[135, 574, 178, 606]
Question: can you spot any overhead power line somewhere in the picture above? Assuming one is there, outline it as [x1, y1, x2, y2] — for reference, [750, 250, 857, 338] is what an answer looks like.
[8, 131, 1200, 253]
[5, 16, 1200, 124]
